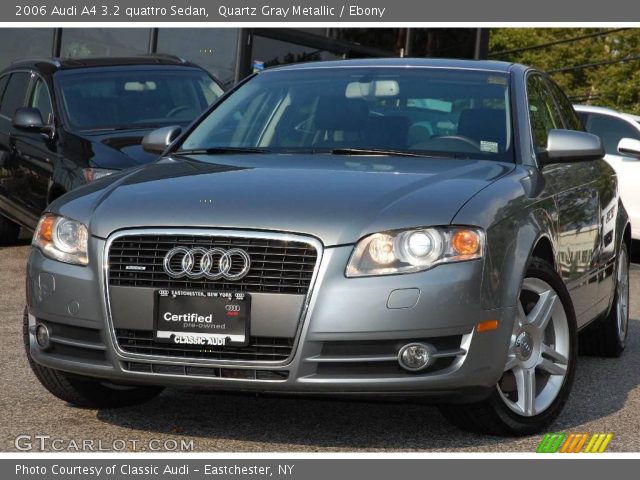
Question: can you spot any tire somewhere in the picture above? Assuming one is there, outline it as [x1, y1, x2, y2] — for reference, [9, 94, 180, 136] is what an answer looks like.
[23, 309, 164, 408]
[579, 242, 630, 357]
[439, 257, 577, 436]
[0, 215, 20, 246]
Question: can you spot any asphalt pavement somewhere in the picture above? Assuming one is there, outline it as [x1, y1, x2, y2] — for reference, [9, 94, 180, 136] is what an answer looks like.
[2, 242, 639, 452]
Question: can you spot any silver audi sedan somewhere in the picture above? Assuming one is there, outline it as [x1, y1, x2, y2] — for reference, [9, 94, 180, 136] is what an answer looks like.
[24, 59, 631, 436]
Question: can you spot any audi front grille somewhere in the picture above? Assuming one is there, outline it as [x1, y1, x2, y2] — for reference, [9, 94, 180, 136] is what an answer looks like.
[108, 234, 318, 295]
[116, 330, 294, 362]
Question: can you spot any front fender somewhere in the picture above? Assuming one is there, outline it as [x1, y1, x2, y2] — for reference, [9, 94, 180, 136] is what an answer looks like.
[451, 166, 558, 310]
[480, 205, 557, 310]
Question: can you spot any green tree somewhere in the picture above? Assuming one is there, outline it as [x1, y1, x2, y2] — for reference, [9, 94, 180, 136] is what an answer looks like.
[489, 28, 640, 113]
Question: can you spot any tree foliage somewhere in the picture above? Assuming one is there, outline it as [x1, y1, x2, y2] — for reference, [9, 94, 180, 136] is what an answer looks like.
[490, 28, 640, 114]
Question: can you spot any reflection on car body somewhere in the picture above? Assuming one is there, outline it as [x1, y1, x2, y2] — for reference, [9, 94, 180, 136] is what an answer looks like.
[24, 59, 631, 436]
[0, 55, 223, 243]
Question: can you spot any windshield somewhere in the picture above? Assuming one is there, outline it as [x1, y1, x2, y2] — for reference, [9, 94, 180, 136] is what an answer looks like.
[180, 67, 513, 161]
[57, 68, 224, 131]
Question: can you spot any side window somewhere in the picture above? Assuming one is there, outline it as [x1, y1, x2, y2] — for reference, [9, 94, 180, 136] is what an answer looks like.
[575, 111, 589, 129]
[526, 74, 562, 150]
[196, 77, 224, 106]
[583, 113, 640, 156]
[0, 72, 31, 119]
[0, 75, 9, 106]
[548, 80, 583, 131]
[28, 77, 53, 125]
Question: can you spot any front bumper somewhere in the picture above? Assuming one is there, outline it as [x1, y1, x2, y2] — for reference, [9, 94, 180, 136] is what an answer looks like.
[26, 232, 516, 400]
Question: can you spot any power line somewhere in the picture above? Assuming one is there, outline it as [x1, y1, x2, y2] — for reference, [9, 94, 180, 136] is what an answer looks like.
[548, 53, 640, 74]
[489, 28, 629, 58]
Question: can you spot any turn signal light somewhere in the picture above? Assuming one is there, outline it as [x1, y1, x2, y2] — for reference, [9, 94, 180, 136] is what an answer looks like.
[477, 319, 499, 333]
[35, 215, 55, 244]
[451, 229, 481, 256]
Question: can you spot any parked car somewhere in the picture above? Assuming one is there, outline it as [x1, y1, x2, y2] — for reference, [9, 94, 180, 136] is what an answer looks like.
[574, 105, 640, 242]
[0, 55, 224, 244]
[25, 59, 630, 436]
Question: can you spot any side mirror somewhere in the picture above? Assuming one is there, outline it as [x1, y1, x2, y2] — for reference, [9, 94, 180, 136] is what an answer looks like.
[142, 126, 182, 154]
[617, 137, 640, 159]
[544, 129, 604, 164]
[13, 107, 52, 134]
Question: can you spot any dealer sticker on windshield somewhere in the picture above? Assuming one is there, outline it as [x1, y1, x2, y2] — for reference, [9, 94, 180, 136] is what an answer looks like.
[480, 140, 499, 153]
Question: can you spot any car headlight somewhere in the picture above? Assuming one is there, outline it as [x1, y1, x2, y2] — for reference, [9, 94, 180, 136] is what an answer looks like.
[32, 214, 89, 266]
[83, 168, 117, 183]
[346, 227, 484, 277]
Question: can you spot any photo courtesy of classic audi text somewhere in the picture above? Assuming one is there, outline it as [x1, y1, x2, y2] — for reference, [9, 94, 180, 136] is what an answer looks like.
[2, 0, 640, 477]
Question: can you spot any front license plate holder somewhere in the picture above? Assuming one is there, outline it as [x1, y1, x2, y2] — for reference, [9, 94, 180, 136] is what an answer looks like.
[154, 289, 250, 347]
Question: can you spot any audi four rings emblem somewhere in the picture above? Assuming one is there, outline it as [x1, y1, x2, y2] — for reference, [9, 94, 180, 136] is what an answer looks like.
[163, 247, 251, 280]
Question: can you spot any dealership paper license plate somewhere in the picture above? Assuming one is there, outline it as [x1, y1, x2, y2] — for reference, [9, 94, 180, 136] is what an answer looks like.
[155, 290, 250, 347]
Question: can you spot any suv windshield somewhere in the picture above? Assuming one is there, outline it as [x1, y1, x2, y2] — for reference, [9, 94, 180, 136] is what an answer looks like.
[57, 68, 223, 131]
[180, 67, 513, 162]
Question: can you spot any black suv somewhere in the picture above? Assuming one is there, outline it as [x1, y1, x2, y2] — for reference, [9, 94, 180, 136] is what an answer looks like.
[0, 55, 223, 244]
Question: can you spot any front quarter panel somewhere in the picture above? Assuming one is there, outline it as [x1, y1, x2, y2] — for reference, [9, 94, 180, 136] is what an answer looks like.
[452, 166, 557, 310]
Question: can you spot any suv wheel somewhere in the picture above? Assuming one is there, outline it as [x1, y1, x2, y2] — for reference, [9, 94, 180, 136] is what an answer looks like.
[0, 215, 20, 246]
[23, 309, 164, 408]
[579, 243, 630, 357]
[439, 257, 577, 436]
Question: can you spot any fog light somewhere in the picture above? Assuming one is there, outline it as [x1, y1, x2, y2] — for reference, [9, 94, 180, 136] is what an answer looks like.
[35, 323, 51, 350]
[398, 342, 435, 372]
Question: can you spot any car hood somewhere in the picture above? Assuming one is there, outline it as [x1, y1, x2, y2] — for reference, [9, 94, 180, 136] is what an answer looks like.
[70, 129, 162, 169]
[53, 154, 514, 246]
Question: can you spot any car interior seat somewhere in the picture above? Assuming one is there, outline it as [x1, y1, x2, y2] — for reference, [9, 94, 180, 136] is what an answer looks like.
[312, 96, 370, 147]
[457, 108, 507, 150]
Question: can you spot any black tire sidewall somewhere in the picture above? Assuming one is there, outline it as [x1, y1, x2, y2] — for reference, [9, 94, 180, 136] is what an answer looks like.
[613, 242, 630, 349]
[488, 257, 578, 435]
[23, 308, 163, 408]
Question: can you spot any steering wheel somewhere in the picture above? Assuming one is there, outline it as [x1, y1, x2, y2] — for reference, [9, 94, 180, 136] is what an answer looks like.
[166, 105, 193, 118]
[428, 135, 481, 150]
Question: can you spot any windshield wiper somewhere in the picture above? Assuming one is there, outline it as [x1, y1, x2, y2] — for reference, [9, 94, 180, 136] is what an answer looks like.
[175, 147, 272, 155]
[329, 148, 449, 158]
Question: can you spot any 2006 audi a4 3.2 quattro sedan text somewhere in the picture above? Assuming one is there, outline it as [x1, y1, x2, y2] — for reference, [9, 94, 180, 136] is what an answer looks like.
[24, 59, 631, 436]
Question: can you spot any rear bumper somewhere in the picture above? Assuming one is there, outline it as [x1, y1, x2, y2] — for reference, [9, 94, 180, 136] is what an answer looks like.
[26, 231, 516, 400]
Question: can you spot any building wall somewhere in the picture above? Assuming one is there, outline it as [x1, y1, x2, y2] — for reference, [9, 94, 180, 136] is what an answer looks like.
[0, 28, 485, 88]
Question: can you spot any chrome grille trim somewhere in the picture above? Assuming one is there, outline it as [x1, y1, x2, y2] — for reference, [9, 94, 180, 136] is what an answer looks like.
[102, 229, 323, 367]
[108, 235, 317, 294]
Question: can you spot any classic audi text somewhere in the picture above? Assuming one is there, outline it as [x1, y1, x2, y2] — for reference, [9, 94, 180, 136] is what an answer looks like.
[24, 59, 631, 435]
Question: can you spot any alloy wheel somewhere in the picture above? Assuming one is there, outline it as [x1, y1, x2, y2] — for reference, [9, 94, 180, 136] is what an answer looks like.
[497, 277, 570, 417]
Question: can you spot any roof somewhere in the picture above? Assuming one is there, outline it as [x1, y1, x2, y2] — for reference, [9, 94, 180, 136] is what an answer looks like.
[573, 105, 619, 114]
[4, 55, 200, 75]
[574, 104, 640, 124]
[265, 57, 516, 73]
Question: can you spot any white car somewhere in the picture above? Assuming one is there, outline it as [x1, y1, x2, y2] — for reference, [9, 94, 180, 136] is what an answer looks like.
[574, 105, 640, 241]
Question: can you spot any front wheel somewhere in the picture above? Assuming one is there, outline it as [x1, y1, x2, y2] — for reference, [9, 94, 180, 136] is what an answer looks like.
[24, 309, 164, 408]
[439, 258, 577, 435]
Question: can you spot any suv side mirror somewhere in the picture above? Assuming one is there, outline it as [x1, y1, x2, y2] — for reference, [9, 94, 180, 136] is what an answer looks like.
[13, 107, 53, 135]
[544, 129, 605, 164]
[142, 126, 182, 154]
[617, 137, 640, 159]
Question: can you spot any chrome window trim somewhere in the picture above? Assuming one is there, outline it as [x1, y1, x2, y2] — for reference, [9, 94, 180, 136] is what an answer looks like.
[102, 228, 324, 368]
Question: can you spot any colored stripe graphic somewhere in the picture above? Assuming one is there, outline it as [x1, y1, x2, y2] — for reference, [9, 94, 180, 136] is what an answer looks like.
[536, 433, 566, 453]
[584, 433, 613, 453]
[559, 433, 588, 453]
[537, 433, 613, 453]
